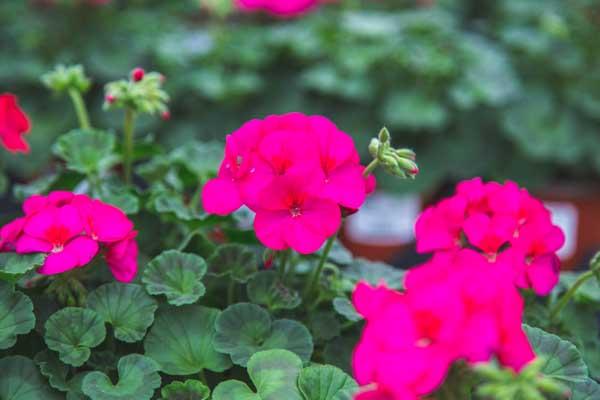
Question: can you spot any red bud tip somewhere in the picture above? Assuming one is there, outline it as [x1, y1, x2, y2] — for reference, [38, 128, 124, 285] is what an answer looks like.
[105, 94, 116, 103]
[411, 167, 419, 175]
[131, 67, 145, 82]
[159, 74, 166, 83]
[161, 110, 171, 120]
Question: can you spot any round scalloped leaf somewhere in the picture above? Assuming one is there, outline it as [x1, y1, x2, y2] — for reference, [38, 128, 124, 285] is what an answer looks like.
[0, 355, 62, 399]
[524, 325, 589, 387]
[342, 258, 404, 290]
[143, 250, 207, 306]
[208, 244, 258, 283]
[0, 253, 46, 279]
[161, 379, 210, 400]
[86, 283, 157, 343]
[298, 365, 358, 400]
[213, 350, 303, 400]
[53, 129, 118, 175]
[82, 354, 161, 400]
[247, 271, 301, 311]
[35, 350, 69, 392]
[144, 305, 231, 375]
[214, 303, 313, 367]
[0, 282, 35, 349]
[332, 297, 362, 322]
[573, 378, 600, 400]
[44, 307, 106, 367]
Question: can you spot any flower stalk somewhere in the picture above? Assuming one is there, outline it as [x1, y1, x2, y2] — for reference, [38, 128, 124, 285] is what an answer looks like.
[68, 88, 91, 129]
[122, 108, 136, 185]
[303, 234, 336, 301]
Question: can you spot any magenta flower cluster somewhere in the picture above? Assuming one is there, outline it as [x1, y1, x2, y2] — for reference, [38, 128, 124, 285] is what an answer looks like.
[416, 178, 565, 295]
[351, 178, 566, 399]
[236, 0, 324, 18]
[202, 113, 375, 254]
[0, 191, 138, 282]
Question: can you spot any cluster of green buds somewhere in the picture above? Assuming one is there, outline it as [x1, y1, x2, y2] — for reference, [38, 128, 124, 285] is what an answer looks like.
[41, 64, 91, 95]
[104, 68, 170, 119]
[366, 127, 418, 179]
[476, 359, 567, 400]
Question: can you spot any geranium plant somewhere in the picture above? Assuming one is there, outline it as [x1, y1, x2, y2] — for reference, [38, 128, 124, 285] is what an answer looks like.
[0, 64, 599, 400]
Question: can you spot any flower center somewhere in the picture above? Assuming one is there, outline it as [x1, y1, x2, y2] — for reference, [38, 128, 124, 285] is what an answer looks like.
[45, 225, 71, 249]
[290, 206, 302, 218]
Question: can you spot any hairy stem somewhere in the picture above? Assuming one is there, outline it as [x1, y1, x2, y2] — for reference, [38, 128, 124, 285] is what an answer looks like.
[363, 159, 379, 177]
[303, 235, 336, 301]
[550, 270, 595, 321]
[68, 89, 91, 129]
[122, 108, 136, 185]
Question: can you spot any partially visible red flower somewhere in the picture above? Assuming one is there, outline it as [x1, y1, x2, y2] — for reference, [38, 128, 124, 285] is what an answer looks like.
[236, 0, 322, 18]
[0, 93, 31, 154]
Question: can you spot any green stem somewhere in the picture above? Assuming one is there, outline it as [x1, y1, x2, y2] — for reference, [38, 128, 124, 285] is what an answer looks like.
[191, 180, 203, 214]
[68, 89, 91, 129]
[227, 280, 236, 305]
[198, 369, 207, 384]
[178, 229, 200, 252]
[123, 109, 136, 185]
[550, 270, 595, 321]
[278, 250, 290, 280]
[363, 159, 379, 177]
[303, 235, 336, 301]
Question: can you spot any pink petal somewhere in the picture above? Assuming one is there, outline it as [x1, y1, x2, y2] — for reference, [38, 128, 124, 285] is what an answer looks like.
[38, 249, 79, 275]
[15, 234, 52, 253]
[87, 201, 133, 243]
[24, 208, 58, 239]
[284, 218, 329, 254]
[66, 236, 99, 267]
[201, 178, 242, 216]
[321, 163, 366, 209]
[253, 210, 289, 251]
[300, 198, 341, 238]
[58, 205, 84, 238]
[23, 195, 48, 215]
[527, 254, 560, 295]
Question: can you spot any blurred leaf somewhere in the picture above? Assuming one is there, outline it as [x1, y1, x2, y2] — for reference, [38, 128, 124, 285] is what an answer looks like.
[247, 271, 301, 311]
[170, 140, 223, 178]
[383, 90, 448, 130]
[86, 283, 157, 343]
[143, 250, 207, 306]
[0, 253, 46, 280]
[207, 244, 258, 283]
[298, 365, 358, 400]
[214, 303, 313, 367]
[332, 297, 362, 322]
[309, 312, 341, 342]
[13, 173, 58, 201]
[161, 380, 210, 400]
[53, 129, 118, 176]
[0, 355, 62, 400]
[342, 258, 404, 290]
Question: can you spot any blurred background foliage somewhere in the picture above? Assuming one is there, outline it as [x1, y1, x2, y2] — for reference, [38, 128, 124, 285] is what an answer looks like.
[1, 0, 600, 194]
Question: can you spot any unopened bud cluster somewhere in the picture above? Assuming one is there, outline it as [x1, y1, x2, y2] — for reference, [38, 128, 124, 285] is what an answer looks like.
[104, 67, 169, 117]
[476, 358, 567, 400]
[41, 64, 91, 94]
[368, 127, 418, 179]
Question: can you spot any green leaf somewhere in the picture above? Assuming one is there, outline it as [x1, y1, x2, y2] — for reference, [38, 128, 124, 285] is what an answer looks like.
[572, 378, 600, 400]
[44, 307, 107, 367]
[13, 173, 58, 201]
[170, 140, 223, 177]
[383, 90, 448, 130]
[208, 244, 258, 283]
[559, 272, 600, 303]
[247, 271, 301, 311]
[144, 305, 232, 375]
[82, 354, 161, 400]
[0, 355, 61, 399]
[212, 350, 303, 400]
[332, 297, 362, 322]
[214, 303, 313, 366]
[342, 258, 404, 290]
[0, 253, 46, 278]
[298, 365, 358, 400]
[161, 379, 210, 400]
[524, 325, 589, 389]
[0, 282, 35, 349]
[309, 312, 341, 343]
[86, 283, 157, 343]
[35, 350, 88, 397]
[53, 129, 118, 175]
[143, 250, 207, 306]
[96, 182, 140, 215]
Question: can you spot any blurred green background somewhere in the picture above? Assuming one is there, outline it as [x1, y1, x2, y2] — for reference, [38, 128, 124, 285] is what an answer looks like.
[1, 0, 600, 195]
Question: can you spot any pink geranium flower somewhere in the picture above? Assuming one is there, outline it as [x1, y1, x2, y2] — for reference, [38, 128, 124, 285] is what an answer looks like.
[236, 0, 322, 18]
[414, 178, 565, 295]
[254, 168, 341, 254]
[0, 93, 31, 153]
[16, 205, 99, 275]
[0, 191, 138, 282]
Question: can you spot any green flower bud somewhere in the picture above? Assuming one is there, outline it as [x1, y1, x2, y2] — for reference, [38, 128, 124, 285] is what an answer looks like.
[368, 138, 380, 159]
[378, 127, 390, 144]
[104, 70, 170, 117]
[42, 64, 91, 94]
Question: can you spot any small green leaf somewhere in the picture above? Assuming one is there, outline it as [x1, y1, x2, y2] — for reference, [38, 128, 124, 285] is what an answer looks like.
[208, 244, 258, 283]
[524, 325, 589, 388]
[0, 253, 46, 278]
[35, 350, 70, 392]
[170, 141, 223, 178]
[309, 312, 341, 342]
[342, 258, 404, 290]
[214, 303, 313, 366]
[143, 250, 207, 306]
[144, 305, 232, 375]
[96, 183, 139, 215]
[44, 307, 106, 367]
[161, 379, 210, 400]
[54, 129, 118, 175]
[0, 282, 35, 349]
[247, 271, 301, 311]
[332, 297, 362, 322]
[0, 355, 62, 399]
[213, 350, 303, 400]
[13, 173, 58, 201]
[86, 283, 157, 343]
[298, 365, 358, 400]
[82, 354, 161, 400]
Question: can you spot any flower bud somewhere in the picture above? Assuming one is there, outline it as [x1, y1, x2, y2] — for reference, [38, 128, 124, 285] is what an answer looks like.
[105, 94, 116, 104]
[368, 138, 380, 159]
[395, 148, 416, 160]
[42, 64, 91, 94]
[378, 127, 390, 144]
[161, 110, 171, 120]
[131, 67, 145, 82]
